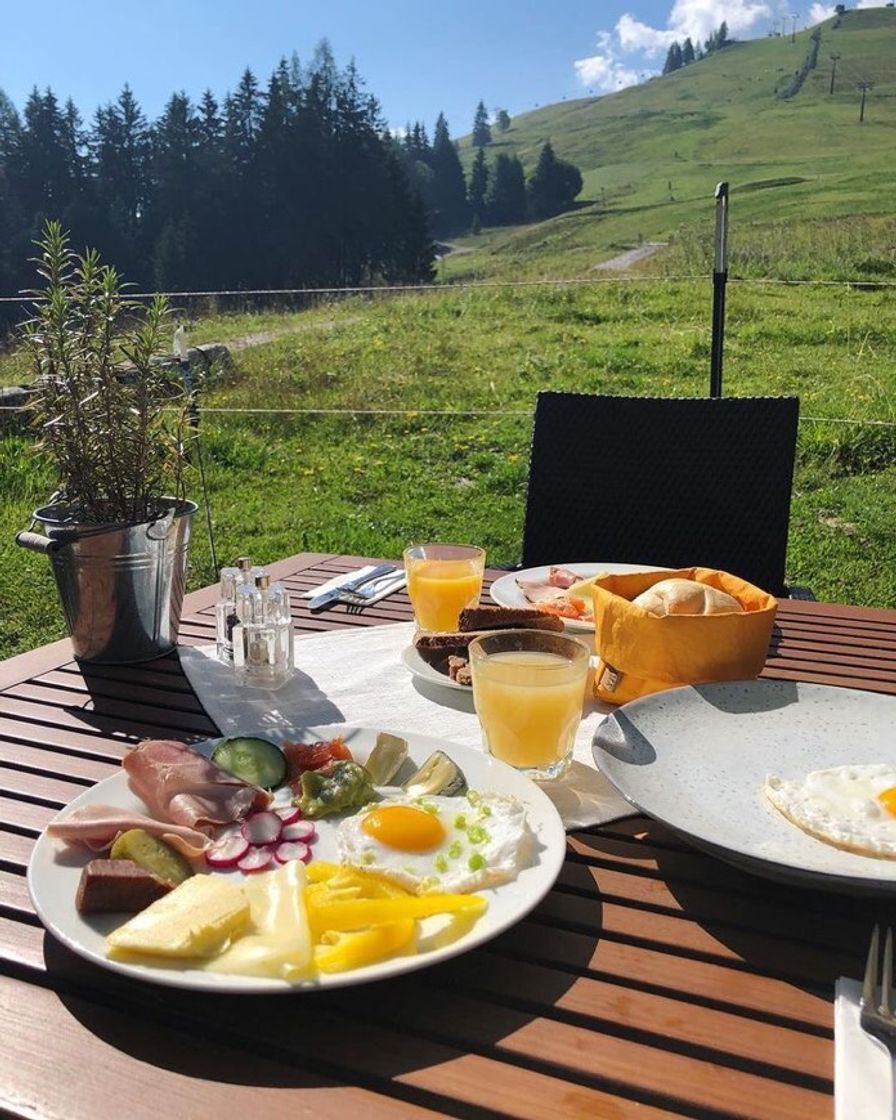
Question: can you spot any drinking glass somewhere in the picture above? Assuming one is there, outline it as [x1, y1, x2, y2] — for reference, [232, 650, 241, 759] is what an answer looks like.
[468, 629, 590, 781]
[403, 543, 485, 633]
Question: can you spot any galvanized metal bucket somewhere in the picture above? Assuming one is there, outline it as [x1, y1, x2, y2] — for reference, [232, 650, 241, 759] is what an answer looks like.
[16, 499, 197, 664]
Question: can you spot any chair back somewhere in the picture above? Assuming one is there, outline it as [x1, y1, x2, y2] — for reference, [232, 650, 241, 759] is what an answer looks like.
[522, 393, 800, 597]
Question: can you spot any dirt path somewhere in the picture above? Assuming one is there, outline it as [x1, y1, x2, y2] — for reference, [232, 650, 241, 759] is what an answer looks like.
[593, 241, 667, 271]
[226, 318, 349, 352]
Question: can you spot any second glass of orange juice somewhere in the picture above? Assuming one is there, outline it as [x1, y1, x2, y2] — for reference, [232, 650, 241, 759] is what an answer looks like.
[468, 629, 590, 781]
[403, 543, 485, 632]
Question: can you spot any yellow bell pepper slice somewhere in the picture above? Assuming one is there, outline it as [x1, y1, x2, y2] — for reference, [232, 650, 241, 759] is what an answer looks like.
[307, 862, 412, 899]
[306, 891, 487, 938]
[314, 919, 416, 973]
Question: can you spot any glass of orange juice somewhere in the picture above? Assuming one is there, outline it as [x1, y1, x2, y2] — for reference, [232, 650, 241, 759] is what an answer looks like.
[468, 630, 590, 781]
[403, 543, 485, 633]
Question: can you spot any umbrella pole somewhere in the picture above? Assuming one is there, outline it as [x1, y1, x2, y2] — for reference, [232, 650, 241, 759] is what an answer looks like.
[710, 181, 729, 398]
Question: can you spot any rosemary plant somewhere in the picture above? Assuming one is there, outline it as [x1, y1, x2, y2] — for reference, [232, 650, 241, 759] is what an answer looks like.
[23, 221, 188, 524]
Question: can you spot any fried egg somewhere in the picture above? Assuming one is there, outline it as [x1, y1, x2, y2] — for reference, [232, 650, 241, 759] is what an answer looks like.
[765, 764, 896, 858]
[336, 792, 535, 893]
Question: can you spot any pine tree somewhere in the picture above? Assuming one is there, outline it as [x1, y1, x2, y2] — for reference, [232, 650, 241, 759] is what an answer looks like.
[495, 109, 511, 132]
[663, 42, 683, 74]
[682, 37, 695, 65]
[527, 140, 583, 220]
[472, 100, 491, 147]
[485, 153, 526, 225]
[468, 145, 488, 225]
[429, 112, 469, 235]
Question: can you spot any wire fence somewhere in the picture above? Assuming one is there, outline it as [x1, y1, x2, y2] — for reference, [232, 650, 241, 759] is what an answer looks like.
[3, 272, 894, 431]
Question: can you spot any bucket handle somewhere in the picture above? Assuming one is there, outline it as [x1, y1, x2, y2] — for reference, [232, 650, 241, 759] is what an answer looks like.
[15, 529, 67, 554]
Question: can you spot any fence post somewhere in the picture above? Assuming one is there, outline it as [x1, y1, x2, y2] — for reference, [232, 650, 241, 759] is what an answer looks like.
[710, 181, 729, 398]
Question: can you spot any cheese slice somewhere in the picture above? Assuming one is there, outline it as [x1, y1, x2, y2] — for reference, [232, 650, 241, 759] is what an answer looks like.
[106, 873, 249, 959]
[205, 860, 312, 980]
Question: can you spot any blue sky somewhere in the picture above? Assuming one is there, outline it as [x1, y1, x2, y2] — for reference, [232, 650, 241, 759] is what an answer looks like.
[1, 0, 882, 137]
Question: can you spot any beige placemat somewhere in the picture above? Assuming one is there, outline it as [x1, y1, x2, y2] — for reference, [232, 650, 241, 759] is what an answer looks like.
[178, 621, 634, 831]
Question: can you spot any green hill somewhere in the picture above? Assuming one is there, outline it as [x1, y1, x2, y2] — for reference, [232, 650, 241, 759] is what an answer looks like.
[443, 8, 896, 279]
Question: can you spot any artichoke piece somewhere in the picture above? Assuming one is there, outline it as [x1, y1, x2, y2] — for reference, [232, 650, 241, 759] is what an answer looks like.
[401, 750, 467, 798]
[365, 732, 409, 785]
[296, 760, 375, 819]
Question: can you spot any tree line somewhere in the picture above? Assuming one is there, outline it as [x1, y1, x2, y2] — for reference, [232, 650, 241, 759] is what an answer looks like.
[399, 101, 582, 236]
[0, 44, 436, 313]
[0, 48, 584, 321]
[663, 22, 732, 74]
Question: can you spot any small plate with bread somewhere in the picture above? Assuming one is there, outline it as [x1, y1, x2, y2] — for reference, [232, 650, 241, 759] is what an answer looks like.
[405, 606, 566, 690]
[490, 562, 667, 632]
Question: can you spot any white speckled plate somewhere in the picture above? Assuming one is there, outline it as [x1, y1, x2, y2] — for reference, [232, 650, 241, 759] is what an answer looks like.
[593, 680, 896, 894]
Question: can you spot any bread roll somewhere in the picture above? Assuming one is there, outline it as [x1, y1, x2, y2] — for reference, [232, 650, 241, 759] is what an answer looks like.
[631, 578, 743, 617]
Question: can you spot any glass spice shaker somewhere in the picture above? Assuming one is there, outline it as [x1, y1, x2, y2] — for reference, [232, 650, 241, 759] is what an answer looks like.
[215, 565, 241, 662]
[232, 573, 294, 689]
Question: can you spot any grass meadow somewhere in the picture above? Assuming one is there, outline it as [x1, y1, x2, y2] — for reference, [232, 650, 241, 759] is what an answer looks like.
[2, 267, 894, 660]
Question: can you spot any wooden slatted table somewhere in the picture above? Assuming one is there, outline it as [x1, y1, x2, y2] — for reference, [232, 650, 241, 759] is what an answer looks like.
[3, 552, 896, 1120]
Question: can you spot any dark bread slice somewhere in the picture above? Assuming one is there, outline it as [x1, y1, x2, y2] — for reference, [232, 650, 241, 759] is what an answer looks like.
[414, 631, 483, 668]
[458, 605, 565, 633]
[76, 859, 174, 914]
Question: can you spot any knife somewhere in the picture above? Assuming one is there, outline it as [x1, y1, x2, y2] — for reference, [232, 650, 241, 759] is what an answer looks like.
[308, 564, 399, 612]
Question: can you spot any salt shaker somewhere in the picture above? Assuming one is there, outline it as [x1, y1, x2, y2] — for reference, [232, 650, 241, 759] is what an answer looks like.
[232, 573, 294, 689]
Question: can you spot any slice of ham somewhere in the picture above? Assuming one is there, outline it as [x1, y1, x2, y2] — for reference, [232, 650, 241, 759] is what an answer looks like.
[123, 739, 271, 831]
[516, 569, 591, 620]
[46, 805, 213, 858]
[548, 567, 581, 589]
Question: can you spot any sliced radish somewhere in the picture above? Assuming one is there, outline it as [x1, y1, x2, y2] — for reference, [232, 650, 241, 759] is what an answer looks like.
[205, 835, 251, 868]
[274, 841, 311, 864]
[274, 805, 302, 825]
[240, 811, 282, 846]
[281, 820, 316, 843]
[237, 846, 274, 873]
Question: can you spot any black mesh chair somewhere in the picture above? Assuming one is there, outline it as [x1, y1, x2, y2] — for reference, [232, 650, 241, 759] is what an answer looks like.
[521, 392, 803, 598]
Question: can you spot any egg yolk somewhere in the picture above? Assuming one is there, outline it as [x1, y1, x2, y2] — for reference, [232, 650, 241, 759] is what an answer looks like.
[361, 806, 446, 852]
[878, 787, 896, 816]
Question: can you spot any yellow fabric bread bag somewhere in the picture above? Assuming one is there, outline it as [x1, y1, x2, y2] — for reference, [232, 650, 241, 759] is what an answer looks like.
[591, 567, 777, 705]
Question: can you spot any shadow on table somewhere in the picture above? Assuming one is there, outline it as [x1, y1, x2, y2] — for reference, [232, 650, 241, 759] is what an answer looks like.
[43, 901, 598, 1091]
[573, 818, 896, 998]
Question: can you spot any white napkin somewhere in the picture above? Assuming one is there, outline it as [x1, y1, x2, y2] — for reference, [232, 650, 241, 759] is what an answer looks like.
[178, 621, 634, 831]
[835, 977, 894, 1120]
[300, 565, 407, 606]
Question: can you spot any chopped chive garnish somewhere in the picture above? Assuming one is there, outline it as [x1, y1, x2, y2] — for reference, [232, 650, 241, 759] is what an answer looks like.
[467, 825, 489, 844]
[434, 854, 448, 873]
[468, 852, 487, 872]
[448, 840, 462, 859]
[454, 813, 468, 829]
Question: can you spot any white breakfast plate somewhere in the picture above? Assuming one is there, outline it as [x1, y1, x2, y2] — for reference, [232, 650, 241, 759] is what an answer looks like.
[490, 562, 665, 632]
[593, 680, 896, 894]
[401, 645, 471, 691]
[28, 724, 566, 991]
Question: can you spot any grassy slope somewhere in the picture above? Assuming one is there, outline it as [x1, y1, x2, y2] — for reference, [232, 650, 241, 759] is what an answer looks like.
[442, 9, 896, 280]
[1, 10, 895, 657]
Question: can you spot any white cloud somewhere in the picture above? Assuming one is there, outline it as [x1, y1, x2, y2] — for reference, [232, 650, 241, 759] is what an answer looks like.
[573, 53, 642, 91]
[856, 0, 887, 7]
[616, 13, 678, 55]
[575, 0, 776, 91]
[809, 2, 836, 19]
[664, 0, 773, 44]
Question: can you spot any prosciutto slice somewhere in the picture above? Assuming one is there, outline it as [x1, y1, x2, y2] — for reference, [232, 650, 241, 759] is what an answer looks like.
[46, 805, 213, 858]
[516, 567, 592, 620]
[123, 739, 271, 830]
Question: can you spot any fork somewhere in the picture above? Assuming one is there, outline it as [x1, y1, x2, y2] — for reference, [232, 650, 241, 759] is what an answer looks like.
[861, 924, 896, 1093]
[340, 571, 403, 613]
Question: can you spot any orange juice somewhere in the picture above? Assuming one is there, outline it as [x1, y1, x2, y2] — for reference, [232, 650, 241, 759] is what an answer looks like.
[469, 634, 590, 779]
[403, 544, 485, 632]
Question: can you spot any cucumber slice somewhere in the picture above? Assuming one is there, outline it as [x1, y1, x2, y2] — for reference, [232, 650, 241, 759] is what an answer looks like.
[212, 736, 287, 790]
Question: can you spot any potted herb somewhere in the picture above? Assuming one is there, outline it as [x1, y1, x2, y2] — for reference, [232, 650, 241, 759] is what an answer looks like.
[15, 221, 197, 663]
